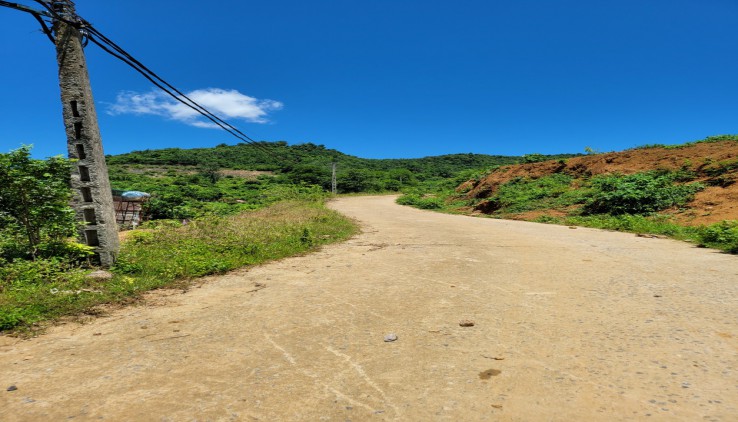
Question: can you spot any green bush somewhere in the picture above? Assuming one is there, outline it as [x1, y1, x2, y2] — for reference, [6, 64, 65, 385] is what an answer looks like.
[583, 172, 704, 215]
[521, 153, 548, 163]
[0, 146, 77, 260]
[482, 174, 575, 213]
[396, 194, 444, 209]
[697, 221, 738, 252]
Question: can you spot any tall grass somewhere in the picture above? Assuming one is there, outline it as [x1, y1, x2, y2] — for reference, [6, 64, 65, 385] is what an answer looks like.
[0, 200, 357, 333]
[114, 200, 356, 286]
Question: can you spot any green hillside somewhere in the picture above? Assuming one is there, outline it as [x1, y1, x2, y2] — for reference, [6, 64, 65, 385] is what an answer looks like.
[108, 141, 579, 191]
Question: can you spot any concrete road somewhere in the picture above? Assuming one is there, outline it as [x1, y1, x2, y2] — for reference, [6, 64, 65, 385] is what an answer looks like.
[1, 195, 737, 421]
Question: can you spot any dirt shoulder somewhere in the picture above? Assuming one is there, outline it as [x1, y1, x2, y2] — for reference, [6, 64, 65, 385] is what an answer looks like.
[2, 196, 737, 421]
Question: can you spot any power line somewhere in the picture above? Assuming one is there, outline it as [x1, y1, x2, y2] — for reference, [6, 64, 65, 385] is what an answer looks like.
[0, 0, 49, 16]
[81, 24, 287, 161]
[82, 26, 265, 144]
[3, 1, 287, 162]
[86, 34, 267, 149]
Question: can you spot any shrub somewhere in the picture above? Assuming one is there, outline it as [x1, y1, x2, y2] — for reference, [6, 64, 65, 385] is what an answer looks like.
[396, 194, 444, 209]
[583, 172, 703, 215]
[697, 221, 738, 252]
[521, 153, 548, 163]
[0, 146, 77, 260]
[483, 174, 575, 213]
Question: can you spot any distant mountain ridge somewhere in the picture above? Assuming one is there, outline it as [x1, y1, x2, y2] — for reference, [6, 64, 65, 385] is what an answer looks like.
[107, 141, 579, 178]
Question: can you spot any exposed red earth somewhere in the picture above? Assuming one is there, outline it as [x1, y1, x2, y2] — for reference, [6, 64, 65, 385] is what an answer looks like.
[460, 140, 738, 225]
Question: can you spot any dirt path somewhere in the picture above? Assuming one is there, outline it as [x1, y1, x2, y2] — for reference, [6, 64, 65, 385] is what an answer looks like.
[2, 195, 737, 421]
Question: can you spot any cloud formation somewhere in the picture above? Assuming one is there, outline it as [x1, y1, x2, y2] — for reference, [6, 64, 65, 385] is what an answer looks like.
[107, 88, 283, 127]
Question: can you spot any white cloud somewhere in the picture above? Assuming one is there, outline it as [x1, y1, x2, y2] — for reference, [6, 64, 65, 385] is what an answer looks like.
[107, 88, 283, 127]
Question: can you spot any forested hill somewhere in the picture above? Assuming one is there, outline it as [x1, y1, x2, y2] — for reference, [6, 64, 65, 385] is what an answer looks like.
[107, 141, 579, 178]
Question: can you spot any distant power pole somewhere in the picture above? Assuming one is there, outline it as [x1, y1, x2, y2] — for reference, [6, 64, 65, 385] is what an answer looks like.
[53, 0, 119, 267]
[331, 162, 337, 194]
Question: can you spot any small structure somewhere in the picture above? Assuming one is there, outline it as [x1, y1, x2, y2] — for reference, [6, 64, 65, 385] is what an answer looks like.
[112, 190, 150, 229]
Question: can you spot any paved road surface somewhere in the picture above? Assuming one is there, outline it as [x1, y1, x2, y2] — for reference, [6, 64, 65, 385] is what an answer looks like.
[2, 195, 737, 421]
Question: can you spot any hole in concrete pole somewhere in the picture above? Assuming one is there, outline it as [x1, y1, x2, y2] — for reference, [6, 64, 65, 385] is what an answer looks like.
[80, 187, 93, 202]
[74, 122, 82, 139]
[75, 143, 86, 159]
[70, 100, 80, 117]
[85, 229, 100, 247]
[78, 165, 91, 182]
[83, 208, 97, 225]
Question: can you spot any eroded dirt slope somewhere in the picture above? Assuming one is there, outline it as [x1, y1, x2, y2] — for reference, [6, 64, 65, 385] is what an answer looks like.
[461, 140, 738, 225]
[1, 196, 737, 421]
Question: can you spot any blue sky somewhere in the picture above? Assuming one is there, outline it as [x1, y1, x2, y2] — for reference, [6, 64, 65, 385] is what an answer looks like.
[2, 0, 737, 160]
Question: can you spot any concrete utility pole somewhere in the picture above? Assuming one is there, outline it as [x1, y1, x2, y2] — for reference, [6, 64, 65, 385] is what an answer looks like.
[53, 0, 119, 267]
[331, 162, 337, 194]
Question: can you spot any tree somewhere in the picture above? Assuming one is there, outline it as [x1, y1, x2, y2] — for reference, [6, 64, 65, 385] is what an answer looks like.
[198, 163, 222, 184]
[287, 165, 331, 189]
[339, 169, 379, 193]
[0, 146, 76, 259]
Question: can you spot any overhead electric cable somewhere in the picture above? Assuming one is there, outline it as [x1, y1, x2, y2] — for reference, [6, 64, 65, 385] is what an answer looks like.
[85, 34, 265, 148]
[0, 1, 56, 43]
[82, 25, 278, 156]
[0, 0, 50, 17]
[3, 1, 293, 163]
[87, 28, 282, 159]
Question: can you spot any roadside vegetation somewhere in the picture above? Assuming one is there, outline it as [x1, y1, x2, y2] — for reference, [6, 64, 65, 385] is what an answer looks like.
[399, 173, 738, 253]
[4, 135, 736, 333]
[1, 146, 358, 333]
[108, 141, 578, 198]
[397, 135, 738, 254]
